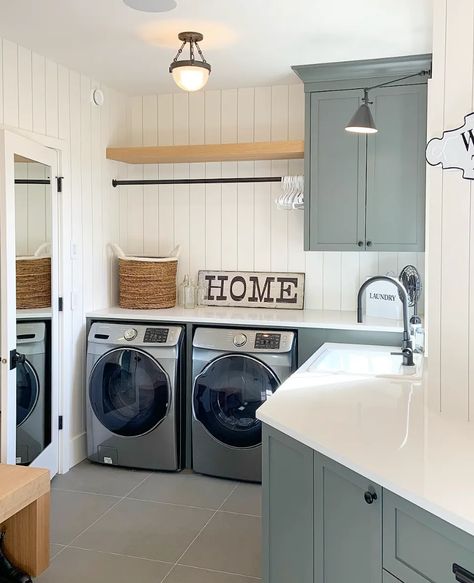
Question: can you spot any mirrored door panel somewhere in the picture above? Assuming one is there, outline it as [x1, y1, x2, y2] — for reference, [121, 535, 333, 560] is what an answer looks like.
[14, 157, 52, 466]
[0, 131, 59, 476]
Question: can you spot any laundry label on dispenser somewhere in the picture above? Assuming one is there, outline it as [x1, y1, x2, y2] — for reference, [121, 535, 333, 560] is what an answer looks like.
[365, 278, 403, 320]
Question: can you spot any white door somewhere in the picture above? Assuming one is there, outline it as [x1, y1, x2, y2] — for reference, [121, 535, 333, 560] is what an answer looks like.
[0, 130, 60, 478]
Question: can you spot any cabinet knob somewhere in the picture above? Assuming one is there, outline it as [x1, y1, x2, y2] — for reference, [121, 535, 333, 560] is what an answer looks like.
[364, 490, 377, 504]
[357, 241, 364, 247]
[366, 241, 373, 247]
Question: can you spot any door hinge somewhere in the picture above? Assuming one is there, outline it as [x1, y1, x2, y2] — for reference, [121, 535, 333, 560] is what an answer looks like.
[58, 297, 64, 312]
[58, 415, 63, 430]
[56, 176, 63, 193]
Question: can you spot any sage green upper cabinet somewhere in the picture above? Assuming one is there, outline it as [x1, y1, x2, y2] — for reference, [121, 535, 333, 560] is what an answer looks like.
[294, 54, 431, 252]
[309, 90, 366, 250]
[365, 85, 427, 251]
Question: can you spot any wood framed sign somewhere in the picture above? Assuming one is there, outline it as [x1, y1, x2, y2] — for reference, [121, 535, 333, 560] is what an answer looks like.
[198, 270, 305, 310]
[426, 112, 474, 179]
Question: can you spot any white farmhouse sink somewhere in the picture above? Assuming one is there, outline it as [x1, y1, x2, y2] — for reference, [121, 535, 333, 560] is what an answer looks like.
[305, 343, 423, 379]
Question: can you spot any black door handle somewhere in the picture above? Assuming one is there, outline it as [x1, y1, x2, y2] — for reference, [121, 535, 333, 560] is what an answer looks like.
[10, 350, 26, 370]
[364, 490, 377, 504]
[453, 564, 474, 583]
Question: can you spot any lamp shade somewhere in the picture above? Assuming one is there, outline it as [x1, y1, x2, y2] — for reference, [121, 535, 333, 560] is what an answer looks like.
[345, 103, 377, 134]
[170, 61, 210, 92]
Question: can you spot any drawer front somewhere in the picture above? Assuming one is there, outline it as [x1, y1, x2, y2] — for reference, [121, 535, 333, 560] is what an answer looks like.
[383, 490, 474, 583]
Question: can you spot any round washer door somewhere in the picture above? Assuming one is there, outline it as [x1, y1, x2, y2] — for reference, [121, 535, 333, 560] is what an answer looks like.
[193, 354, 280, 448]
[16, 359, 40, 427]
[89, 348, 170, 437]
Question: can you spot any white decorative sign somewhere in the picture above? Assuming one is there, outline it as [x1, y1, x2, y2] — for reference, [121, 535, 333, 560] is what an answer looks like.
[426, 112, 474, 179]
[198, 271, 305, 310]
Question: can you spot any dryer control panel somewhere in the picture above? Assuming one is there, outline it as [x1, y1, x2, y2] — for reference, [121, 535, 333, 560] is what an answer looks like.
[254, 333, 281, 350]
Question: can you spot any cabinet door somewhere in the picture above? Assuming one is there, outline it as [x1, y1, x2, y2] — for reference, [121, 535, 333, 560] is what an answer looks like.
[314, 453, 382, 583]
[262, 425, 314, 583]
[307, 90, 366, 251]
[365, 84, 427, 251]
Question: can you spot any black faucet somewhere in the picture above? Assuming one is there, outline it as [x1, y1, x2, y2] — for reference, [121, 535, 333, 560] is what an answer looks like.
[357, 275, 414, 367]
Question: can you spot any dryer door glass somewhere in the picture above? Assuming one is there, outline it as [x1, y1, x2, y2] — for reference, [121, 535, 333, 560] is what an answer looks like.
[89, 348, 170, 437]
[194, 354, 280, 448]
[16, 360, 40, 426]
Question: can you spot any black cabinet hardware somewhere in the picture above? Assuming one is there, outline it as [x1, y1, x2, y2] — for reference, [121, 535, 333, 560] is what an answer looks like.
[453, 564, 474, 583]
[358, 241, 364, 247]
[366, 240, 373, 247]
[364, 490, 377, 504]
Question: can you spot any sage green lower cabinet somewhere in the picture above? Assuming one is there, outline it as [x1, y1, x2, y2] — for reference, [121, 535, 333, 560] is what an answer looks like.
[314, 454, 382, 583]
[383, 490, 474, 583]
[383, 570, 403, 583]
[262, 425, 474, 583]
[262, 425, 314, 583]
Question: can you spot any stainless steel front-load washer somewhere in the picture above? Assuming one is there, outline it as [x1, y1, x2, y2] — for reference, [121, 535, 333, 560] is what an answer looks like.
[192, 327, 296, 482]
[16, 321, 47, 465]
[86, 322, 184, 471]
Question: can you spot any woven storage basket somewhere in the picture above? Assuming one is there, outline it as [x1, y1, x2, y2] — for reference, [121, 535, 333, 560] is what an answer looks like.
[112, 244, 180, 309]
[16, 256, 51, 309]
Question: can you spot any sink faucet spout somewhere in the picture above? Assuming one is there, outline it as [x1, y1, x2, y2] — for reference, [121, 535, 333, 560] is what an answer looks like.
[357, 275, 414, 366]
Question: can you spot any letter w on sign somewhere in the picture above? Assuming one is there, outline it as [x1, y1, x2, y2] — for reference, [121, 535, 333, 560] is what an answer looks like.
[198, 271, 305, 310]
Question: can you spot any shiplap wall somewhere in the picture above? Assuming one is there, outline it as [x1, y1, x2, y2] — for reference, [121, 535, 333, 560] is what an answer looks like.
[114, 85, 425, 312]
[426, 0, 474, 421]
[0, 37, 129, 467]
[15, 162, 51, 256]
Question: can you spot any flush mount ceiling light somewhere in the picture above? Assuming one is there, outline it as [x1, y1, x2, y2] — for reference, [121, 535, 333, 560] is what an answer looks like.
[123, 0, 177, 13]
[169, 31, 211, 92]
[345, 69, 431, 134]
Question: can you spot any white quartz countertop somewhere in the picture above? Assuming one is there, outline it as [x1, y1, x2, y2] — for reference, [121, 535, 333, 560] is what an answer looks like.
[257, 349, 474, 536]
[86, 306, 404, 333]
[17, 307, 52, 320]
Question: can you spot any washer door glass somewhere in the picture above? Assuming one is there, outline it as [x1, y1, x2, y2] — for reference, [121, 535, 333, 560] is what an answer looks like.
[89, 348, 170, 437]
[193, 354, 280, 448]
[16, 360, 39, 426]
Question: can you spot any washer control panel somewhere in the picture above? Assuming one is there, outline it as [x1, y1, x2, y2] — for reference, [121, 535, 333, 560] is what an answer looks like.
[255, 333, 281, 350]
[143, 328, 169, 343]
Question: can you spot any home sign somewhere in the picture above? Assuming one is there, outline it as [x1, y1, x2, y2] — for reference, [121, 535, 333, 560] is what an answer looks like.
[198, 270, 305, 310]
[426, 111, 474, 179]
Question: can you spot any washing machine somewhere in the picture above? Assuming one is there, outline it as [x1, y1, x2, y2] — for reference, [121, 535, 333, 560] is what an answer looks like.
[192, 327, 296, 482]
[16, 321, 47, 465]
[86, 322, 184, 471]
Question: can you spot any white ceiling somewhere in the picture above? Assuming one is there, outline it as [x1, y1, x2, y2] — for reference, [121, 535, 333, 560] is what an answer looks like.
[0, 0, 433, 95]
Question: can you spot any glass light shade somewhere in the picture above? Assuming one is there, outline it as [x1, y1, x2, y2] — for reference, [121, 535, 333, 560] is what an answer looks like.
[345, 103, 378, 134]
[171, 64, 210, 92]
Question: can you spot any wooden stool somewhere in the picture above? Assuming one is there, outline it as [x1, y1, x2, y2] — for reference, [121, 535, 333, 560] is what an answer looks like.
[0, 464, 50, 577]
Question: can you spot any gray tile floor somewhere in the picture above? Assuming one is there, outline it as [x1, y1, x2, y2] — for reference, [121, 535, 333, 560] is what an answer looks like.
[38, 461, 262, 583]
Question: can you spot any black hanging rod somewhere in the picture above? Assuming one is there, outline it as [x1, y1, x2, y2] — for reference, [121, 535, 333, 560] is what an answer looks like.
[112, 176, 282, 188]
[15, 179, 51, 185]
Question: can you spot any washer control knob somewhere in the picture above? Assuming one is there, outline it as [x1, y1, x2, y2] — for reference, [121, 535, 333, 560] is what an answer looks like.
[124, 328, 138, 341]
[233, 333, 247, 347]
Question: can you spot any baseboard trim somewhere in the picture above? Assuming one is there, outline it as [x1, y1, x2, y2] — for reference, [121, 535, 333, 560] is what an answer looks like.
[70, 432, 87, 468]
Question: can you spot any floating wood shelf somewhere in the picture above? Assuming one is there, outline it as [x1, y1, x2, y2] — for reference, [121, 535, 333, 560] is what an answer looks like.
[106, 140, 305, 165]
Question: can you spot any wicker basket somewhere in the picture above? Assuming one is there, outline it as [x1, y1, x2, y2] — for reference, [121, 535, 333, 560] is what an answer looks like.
[112, 244, 180, 309]
[16, 256, 51, 309]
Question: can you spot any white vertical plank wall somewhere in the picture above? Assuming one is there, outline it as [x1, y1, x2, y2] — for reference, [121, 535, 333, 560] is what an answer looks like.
[121, 85, 425, 312]
[427, 0, 474, 421]
[0, 36, 129, 467]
